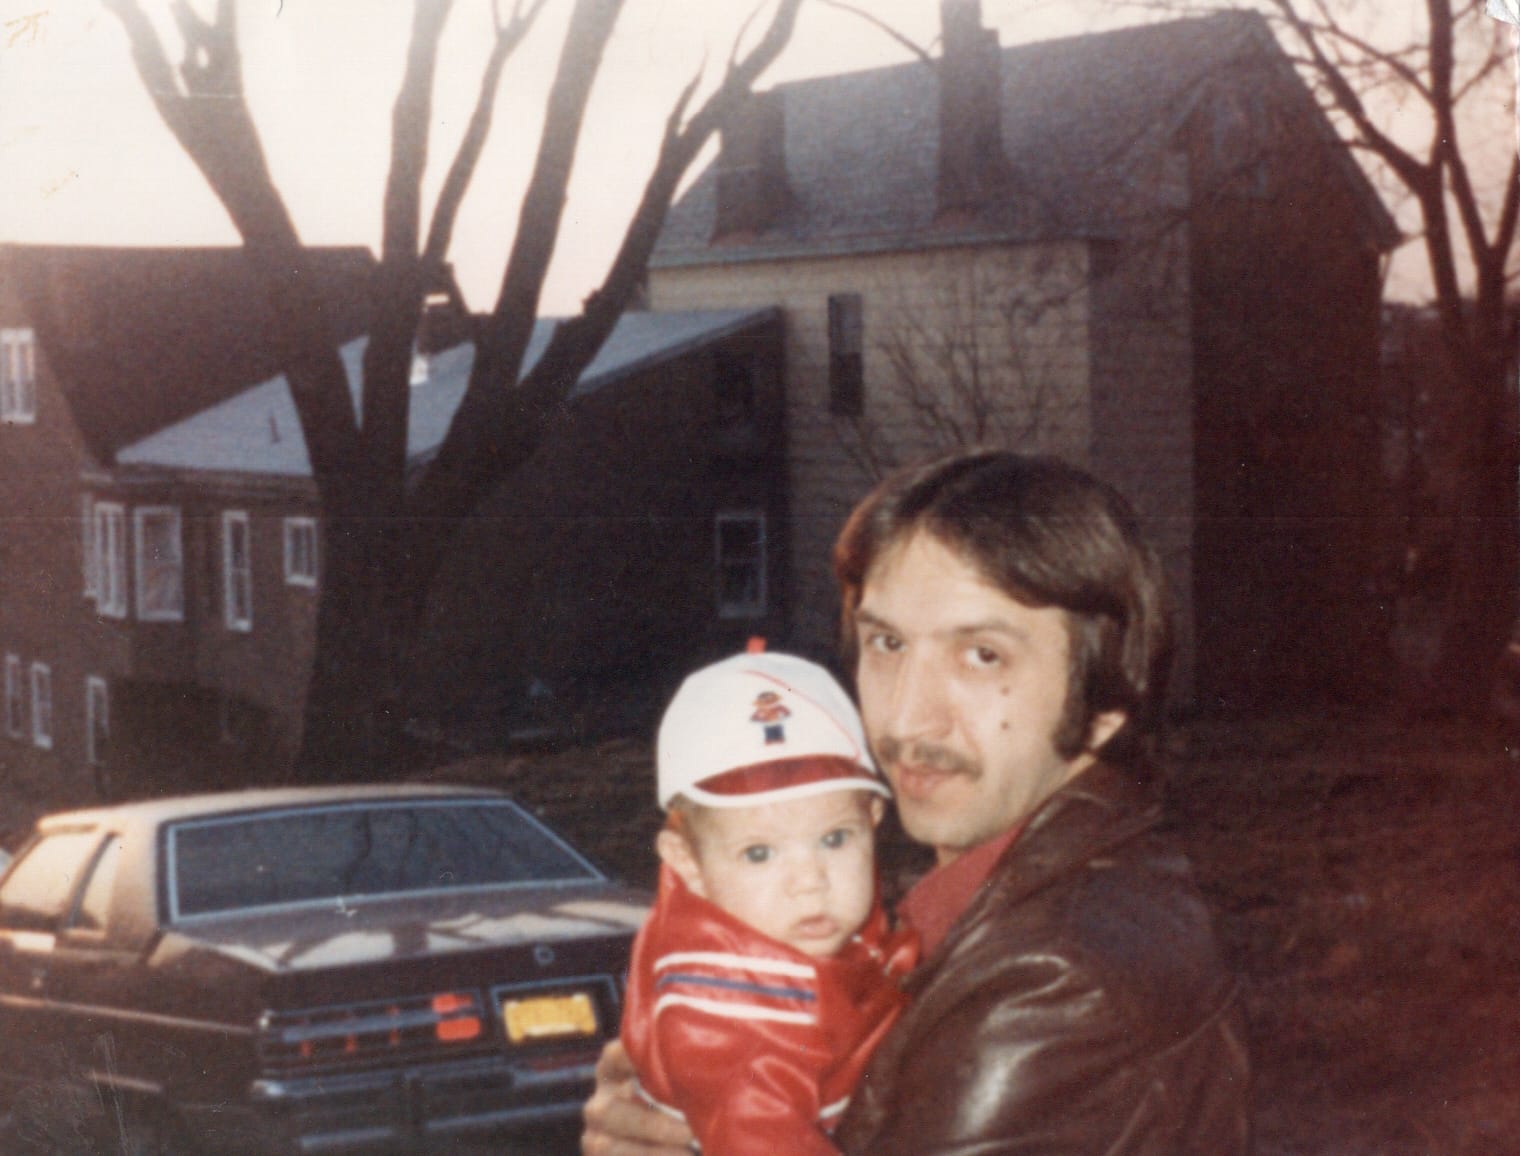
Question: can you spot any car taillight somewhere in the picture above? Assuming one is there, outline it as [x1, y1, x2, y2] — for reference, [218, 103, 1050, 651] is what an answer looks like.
[432, 991, 483, 1042]
[259, 989, 488, 1073]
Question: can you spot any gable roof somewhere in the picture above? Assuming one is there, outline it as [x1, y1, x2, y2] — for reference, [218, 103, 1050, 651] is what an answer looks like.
[652, 12, 1398, 268]
[3, 244, 378, 462]
[116, 307, 779, 479]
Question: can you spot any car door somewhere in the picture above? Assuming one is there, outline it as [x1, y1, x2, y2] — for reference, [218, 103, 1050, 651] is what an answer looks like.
[0, 826, 108, 1097]
[43, 831, 152, 1094]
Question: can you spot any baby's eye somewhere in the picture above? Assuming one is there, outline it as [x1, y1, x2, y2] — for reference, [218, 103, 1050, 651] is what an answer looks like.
[821, 828, 852, 850]
[742, 845, 772, 864]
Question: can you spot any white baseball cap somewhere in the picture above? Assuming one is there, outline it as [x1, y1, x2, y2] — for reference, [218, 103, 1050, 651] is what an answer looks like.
[657, 647, 888, 810]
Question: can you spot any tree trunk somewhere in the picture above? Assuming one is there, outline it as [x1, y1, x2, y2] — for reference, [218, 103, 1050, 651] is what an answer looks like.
[1431, 350, 1520, 712]
[294, 485, 409, 782]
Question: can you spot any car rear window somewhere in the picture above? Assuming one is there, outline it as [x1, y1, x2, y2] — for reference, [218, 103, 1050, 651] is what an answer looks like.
[168, 799, 601, 919]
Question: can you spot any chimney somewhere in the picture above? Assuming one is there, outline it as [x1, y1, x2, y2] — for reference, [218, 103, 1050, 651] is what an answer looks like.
[713, 89, 791, 240]
[416, 262, 473, 353]
[937, 0, 1010, 216]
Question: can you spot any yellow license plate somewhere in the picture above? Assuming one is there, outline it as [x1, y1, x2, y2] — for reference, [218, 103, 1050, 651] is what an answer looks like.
[503, 992, 598, 1043]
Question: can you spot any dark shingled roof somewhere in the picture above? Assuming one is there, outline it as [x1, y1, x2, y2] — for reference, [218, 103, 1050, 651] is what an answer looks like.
[117, 308, 780, 478]
[3, 244, 378, 462]
[653, 12, 1398, 267]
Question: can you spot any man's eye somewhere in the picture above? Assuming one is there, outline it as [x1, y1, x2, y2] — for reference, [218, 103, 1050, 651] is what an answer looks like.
[821, 828, 852, 850]
[742, 845, 772, 864]
[865, 632, 902, 654]
[966, 645, 1001, 669]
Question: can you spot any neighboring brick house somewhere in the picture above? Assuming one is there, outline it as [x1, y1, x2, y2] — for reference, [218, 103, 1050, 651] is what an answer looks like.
[0, 244, 376, 809]
[115, 307, 785, 774]
[647, 3, 1400, 708]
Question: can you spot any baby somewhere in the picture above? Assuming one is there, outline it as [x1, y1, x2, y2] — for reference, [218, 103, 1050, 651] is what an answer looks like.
[620, 647, 917, 1155]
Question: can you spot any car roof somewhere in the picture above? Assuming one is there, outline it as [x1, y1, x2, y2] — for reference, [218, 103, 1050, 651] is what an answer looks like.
[35, 783, 510, 835]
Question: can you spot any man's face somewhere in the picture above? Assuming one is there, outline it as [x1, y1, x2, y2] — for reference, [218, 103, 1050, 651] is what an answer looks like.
[853, 531, 1120, 866]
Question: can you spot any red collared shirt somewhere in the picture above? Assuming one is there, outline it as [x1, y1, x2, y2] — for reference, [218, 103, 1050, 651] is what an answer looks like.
[898, 824, 1025, 957]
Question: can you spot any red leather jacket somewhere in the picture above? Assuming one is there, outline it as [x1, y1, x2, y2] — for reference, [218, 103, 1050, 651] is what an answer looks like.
[836, 762, 1252, 1155]
[622, 865, 916, 1155]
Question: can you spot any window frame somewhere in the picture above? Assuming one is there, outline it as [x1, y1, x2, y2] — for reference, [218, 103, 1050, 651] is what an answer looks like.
[81, 494, 97, 598]
[86, 676, 109, 767]
[283, 516, 318, 588]
[222, 510, 253, 632]
[827, 293, 864, 417]
[3, 654, 23, 739]
[715, 511, 768, 620]
[94, 502, 128, 619]
[134, 505, 184, 622]
[0, 327, 37, 425]
[30, 661, 51, 750]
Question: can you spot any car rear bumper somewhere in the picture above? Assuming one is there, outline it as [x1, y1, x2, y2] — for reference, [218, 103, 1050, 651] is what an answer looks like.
[194, 1046, 598, 1154]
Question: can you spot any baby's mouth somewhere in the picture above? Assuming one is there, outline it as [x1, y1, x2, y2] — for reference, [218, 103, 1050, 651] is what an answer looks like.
[792, 915, 840, 940]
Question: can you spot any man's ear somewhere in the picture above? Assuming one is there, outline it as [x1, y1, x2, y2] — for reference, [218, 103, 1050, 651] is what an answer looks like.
[1088, 709, 1127, 754]
[656, 828, 707, 898]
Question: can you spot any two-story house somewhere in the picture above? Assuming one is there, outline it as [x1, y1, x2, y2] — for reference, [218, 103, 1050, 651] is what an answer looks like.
[647, 2, 1400, 708]
[0, 244, 377, 816]
[101, 306, 785, 788]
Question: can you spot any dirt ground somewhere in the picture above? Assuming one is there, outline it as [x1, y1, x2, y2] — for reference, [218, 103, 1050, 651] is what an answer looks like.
[435, 711, 1520, 1155]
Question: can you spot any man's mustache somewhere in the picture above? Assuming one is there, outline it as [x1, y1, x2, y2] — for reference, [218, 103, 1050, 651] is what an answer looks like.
[875, 737, 978, 778]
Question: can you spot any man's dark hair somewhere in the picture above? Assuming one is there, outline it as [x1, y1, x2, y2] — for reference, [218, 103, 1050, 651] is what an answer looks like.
[832, 451, 1172, 765]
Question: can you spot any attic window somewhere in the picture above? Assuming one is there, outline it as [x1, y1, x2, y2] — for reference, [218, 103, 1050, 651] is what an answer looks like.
[713, 353, 757, 430]
[716, 512, 767, 619]
[1, 328, 36, 425]
[827, 294, 864, 417]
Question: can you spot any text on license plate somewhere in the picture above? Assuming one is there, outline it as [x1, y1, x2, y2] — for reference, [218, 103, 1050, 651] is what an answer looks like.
[503, 992, 598, 1043]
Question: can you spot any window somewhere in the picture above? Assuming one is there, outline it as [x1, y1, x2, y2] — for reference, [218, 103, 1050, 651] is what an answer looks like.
[713, 353, 757, 431]
[4, 655, 22, 739]
[168, 800, 600, 919]
[223, 511, 252, 631]
[134, 506, 183, 621]
[30, 662, 51, 749]
[73, 835, 125, 934]
[0, 328, 36, 425]
[716, 512, 767, 618]
[94, 502, 127, 618]
[81, 494, 97, 597]
[284, 517, 318, 587]
[86, 676, 109, 767]
[827, 293, 864, 417]
[0, 829, 103, 932]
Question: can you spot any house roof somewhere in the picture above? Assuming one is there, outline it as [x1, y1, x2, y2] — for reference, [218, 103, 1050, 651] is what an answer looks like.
[652, 12, 1399, 267]
[116, 307, 779, 478]
[3, 244, 378, 461]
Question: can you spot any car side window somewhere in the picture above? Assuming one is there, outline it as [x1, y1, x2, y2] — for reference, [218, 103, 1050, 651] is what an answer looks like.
[0, 830, 104, 932]
[71, 834, 125, 933]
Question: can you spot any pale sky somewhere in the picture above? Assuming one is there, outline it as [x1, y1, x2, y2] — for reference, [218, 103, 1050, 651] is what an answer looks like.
[0, 0, 1507, 312]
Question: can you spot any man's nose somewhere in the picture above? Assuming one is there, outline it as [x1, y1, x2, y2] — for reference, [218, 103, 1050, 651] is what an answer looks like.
[881, 651, 950, 742]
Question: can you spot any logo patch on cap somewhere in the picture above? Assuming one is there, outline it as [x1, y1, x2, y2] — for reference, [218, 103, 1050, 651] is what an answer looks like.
[749, 690, 791, 744]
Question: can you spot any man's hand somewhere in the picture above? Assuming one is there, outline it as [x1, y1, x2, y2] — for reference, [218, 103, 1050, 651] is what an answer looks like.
[581, 1040, 695, 1156]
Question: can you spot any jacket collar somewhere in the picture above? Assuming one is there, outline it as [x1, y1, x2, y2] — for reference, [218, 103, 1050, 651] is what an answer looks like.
[921, 760, 1162, 966]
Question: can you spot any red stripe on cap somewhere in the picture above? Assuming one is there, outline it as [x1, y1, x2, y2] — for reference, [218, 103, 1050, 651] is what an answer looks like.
[695, 756, 877, 798]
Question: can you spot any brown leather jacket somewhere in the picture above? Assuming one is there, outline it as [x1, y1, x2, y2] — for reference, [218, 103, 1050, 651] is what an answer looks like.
[835, 761, 1251, 1155]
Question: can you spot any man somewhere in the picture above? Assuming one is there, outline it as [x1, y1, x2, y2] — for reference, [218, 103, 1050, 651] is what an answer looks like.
[584, 451, 1251, 1153]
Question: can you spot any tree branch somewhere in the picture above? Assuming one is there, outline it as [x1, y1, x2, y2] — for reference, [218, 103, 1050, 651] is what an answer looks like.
[102, 0, 363, 484]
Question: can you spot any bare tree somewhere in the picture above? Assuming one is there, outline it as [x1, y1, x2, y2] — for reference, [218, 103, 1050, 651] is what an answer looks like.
[102, 0, 803, 778]
[834, 270, 1067, 479]
[1117, 0, 1520, 703]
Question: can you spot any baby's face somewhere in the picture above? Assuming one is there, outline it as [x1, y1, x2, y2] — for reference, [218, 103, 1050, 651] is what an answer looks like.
[684, 791, 882, 958]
